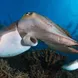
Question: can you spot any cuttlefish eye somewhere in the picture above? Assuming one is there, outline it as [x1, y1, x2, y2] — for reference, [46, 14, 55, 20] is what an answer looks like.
[26, 12, 33, 15]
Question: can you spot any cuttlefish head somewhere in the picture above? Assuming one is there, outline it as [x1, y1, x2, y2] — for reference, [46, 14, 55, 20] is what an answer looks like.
[17, 12, 78, 53]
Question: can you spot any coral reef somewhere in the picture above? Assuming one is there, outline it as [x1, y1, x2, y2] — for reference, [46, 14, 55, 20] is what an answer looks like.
[0, 49, 78, 78]
[0, 59, 29, 78]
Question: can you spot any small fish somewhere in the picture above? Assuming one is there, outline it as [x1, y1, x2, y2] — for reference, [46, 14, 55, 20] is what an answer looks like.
[62, 60, 78, 71]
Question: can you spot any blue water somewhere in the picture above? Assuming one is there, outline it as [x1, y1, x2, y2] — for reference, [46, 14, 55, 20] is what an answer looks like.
[0, 0, 78, 60]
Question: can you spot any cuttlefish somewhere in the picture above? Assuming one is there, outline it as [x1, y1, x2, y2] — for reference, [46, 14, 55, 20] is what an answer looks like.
[0, 12, 78, 71]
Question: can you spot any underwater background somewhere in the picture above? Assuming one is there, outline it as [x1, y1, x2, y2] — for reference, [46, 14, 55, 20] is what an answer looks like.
[0, 0, 78, 60]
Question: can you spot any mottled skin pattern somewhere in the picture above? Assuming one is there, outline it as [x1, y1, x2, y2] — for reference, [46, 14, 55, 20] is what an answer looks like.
[0, 12, 78, 70]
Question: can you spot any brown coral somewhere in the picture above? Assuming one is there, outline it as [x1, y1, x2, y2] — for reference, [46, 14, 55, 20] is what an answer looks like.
[0, 49, 78, 78]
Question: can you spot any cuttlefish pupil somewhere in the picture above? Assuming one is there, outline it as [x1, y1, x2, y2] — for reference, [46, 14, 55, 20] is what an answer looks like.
[30, 37, 36, 43]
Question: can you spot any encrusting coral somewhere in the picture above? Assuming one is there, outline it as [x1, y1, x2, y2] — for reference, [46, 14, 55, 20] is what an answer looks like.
[0, 49, 78, 78]
[0, 59, 29, 78]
